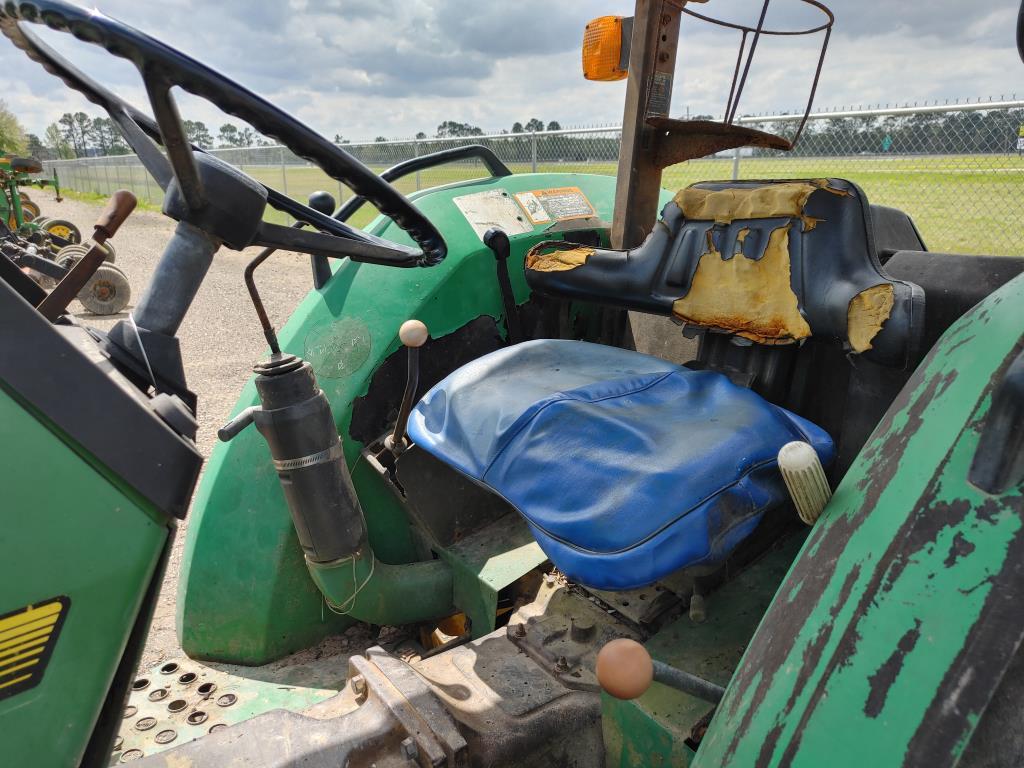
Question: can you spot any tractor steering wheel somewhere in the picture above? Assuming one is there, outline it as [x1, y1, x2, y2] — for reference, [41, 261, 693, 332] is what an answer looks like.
[0, 1, 446, 268]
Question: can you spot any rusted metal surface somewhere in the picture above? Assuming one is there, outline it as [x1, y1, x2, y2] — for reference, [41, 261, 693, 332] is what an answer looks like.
[692, 274, 1024, 767]
[611, 0, 681, 249]
[647, 118, 790, 169]
[508, 575, 642, 692]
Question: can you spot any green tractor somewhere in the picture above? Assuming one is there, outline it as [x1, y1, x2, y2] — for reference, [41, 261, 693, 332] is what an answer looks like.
[0, 153, 130, 314]
[3, 1, 1024, 766]
[0, 153, 82, 244]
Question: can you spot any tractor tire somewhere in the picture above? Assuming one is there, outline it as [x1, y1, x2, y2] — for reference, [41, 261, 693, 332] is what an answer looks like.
[55, 242, 115, 264]
[19, 197, 40, 221]
[78, 264, 130, 315]
[42, 218, 82, 244]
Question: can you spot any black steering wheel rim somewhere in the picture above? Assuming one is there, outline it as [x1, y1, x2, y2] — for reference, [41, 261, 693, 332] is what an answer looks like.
[0, 0, 447, 267]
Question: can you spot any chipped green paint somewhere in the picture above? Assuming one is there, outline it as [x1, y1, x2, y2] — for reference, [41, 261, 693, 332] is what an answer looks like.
[693, 274, 1024, 767]
[177, 173, 627, 664]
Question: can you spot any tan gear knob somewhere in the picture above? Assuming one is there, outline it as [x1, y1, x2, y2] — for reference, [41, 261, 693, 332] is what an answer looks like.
[399, 319, 428, 348]
[596, 638, 654, 700]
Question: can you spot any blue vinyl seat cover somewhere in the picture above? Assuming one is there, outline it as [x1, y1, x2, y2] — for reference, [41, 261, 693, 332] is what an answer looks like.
[407, 340, 834, 591]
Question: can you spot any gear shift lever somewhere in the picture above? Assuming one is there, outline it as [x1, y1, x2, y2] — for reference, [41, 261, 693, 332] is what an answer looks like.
[384, 319, 428, 455]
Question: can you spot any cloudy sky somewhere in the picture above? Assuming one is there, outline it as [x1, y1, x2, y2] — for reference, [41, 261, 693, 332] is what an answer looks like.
[2, 0, 1021, 142]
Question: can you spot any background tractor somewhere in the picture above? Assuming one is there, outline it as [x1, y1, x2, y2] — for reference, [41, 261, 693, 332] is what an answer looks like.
[2, 1, 1023, 767]
[0, 156, 131, 313]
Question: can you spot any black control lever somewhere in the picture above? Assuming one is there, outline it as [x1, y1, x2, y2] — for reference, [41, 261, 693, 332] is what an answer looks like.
[483, 228, 523, 345]
[969, 348, 1024, 494]
[384, 320, 428, 455]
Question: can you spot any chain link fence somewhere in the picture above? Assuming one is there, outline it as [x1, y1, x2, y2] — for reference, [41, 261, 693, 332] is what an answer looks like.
[44, 99, 1024, 255]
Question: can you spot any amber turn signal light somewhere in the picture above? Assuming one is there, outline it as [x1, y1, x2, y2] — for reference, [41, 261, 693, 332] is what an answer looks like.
[582, 15, 628, 82]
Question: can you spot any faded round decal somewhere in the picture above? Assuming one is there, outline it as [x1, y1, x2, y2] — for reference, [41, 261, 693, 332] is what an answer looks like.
[304, 318, 372, 379]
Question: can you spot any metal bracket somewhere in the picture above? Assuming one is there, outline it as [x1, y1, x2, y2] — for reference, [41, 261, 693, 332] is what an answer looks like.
[647, 117, 791, 169]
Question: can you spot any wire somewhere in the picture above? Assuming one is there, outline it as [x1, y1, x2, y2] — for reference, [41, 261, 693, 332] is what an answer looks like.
[323, 555, 376, 616]
[128, 311, 155, 387]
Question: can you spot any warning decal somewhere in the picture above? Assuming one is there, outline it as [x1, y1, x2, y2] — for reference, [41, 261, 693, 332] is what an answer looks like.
[514, 187, 596, 225]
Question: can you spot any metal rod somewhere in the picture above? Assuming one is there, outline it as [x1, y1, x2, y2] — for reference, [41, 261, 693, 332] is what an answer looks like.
[726, 0, 771, 125]
[652, 660, 725, 704]
[244, 246, 282, 354]
[724, 30, 748, 124]
[792, 25, 832, 145]
[389, 346, 419, 451]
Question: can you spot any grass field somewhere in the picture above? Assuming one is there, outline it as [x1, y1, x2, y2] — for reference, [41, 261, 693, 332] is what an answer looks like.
[55, 152, 1024, 255]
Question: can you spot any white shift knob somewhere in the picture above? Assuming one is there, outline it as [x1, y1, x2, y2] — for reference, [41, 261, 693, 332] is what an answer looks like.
[399, 319, 428, 348]
[778, 441, 832, 525]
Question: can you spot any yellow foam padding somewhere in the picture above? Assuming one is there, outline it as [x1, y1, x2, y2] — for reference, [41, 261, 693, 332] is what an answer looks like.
[672, 224, 811, 344]
[675, 179, 848, 231]
[847, 284, 895, 353]
[525, 244, 595, 272]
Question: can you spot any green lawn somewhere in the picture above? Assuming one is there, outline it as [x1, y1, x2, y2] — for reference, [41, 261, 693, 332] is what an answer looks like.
[62, 153, 1024, 255]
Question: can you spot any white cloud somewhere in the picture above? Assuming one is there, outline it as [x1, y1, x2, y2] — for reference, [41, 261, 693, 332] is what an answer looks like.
[2, 0, 1020, 142]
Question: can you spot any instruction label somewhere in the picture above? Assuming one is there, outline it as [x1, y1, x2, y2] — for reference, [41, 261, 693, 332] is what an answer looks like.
[514, 187, 596, 224]
[453, 189, 534, 240]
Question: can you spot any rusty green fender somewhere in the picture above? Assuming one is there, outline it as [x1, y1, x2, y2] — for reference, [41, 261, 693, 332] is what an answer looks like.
[694, 274, 1024, 766]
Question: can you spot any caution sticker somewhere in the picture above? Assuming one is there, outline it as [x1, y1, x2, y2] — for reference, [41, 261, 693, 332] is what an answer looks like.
[0, 596, 69, 701]
[515, 187, 596, 225]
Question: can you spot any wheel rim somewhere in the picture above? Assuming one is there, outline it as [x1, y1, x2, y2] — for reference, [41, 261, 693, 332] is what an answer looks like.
[93, 280, 115, 302]
[48, 223, 73, 239]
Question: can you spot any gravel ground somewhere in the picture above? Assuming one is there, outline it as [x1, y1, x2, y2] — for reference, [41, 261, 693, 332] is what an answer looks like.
[31, 188, 375, 671]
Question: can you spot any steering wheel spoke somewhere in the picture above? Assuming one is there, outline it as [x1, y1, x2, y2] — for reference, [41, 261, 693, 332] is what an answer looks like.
[108, 106, 173, 189]
[144, 76, 204, 208]
[253, 222, 420, 267]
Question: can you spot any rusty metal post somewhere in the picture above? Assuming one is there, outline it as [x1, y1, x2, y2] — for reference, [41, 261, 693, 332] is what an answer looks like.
[414, 137, 421, 191]
[611, 0, 681, 249]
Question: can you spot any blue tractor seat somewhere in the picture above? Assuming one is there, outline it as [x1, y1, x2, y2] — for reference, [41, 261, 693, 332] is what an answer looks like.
[408, 340, 833, 590]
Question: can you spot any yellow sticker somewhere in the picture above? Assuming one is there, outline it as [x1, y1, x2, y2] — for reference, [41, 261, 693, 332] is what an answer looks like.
[515, 187, 596, 225]
[0, 596, 69, 701]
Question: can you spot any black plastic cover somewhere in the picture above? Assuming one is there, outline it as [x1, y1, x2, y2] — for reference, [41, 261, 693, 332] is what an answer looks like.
[0, 281, 202, 518]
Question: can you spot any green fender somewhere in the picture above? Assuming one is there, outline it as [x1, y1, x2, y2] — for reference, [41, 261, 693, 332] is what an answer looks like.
[177, 172, 631, 665]
[694, 274, 1024, 766]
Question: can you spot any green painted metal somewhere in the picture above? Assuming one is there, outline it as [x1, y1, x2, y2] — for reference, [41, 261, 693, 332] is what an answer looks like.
[178, 172, 628, 665]
[603, 534, 805, 767]
[0, 385, 169, 767]
[0, 156, 57, 232]
[693, 274, 1024, 767]
[114, 654, 348, 764]
[439, 512, 547, 636]
[306, 550, 454, 625]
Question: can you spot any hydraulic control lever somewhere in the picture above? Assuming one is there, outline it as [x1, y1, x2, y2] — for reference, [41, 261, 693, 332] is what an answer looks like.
[37, 189, 136, 321]
[384, 319, 428, 455]
[596, 638, 725, 705]
[483, 227, 523, 344]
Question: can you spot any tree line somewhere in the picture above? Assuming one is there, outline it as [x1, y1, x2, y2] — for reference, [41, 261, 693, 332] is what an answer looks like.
[29, 111, 567, 158]
[31, 112, 286, 159]
[7, 102, 1021, 162]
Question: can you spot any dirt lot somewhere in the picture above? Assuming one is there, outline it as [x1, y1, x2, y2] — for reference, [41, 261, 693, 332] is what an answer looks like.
[31, 188, 374, 669]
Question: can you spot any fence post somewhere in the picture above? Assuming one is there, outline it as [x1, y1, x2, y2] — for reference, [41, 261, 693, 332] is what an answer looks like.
[280, 146, 291, 224]
[531, 132, 538, 173]
[414, 137, 421, 191]
[145, 163, 157, 206]
[731, 147, 741, 180]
